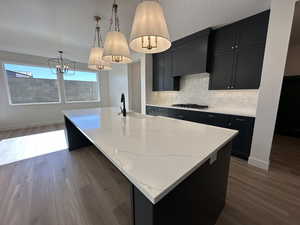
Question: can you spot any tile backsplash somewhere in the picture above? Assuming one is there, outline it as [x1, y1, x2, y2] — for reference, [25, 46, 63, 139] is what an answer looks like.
[148, 73, 259, 111]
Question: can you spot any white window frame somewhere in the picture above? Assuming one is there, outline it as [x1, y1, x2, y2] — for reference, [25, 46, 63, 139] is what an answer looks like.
[62, 70, 101, 104]
[2, 62, 101, 106]
[2, 62, 62, 106]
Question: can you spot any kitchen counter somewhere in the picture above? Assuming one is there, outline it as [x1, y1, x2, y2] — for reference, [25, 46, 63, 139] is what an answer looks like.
[63, 107, 238, 225]
[146, 104, 256, 117]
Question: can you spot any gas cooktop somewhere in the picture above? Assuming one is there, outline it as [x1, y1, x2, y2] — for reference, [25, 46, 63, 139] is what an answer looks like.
[172, 104, 209, 109]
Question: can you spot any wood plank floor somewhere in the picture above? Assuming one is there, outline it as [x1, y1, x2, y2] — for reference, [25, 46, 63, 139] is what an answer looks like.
[0, 147, 132, 225]
[0, 127, 299, 225]
[0, 124, 67, 166]
[0, 124, 64, 141]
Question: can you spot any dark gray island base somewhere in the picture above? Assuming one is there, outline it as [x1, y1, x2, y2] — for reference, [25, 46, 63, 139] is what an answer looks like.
[65, 117, 231, 225]
[64, 114, 233, 225]
[132, 143, 231, 225]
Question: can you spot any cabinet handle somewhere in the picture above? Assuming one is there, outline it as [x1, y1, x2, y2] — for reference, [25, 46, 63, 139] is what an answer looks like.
[235, 118, 246, 122]
[228, 122, 232, 127]
[208, 114, 215, 118]
[235, 45, 238, 49]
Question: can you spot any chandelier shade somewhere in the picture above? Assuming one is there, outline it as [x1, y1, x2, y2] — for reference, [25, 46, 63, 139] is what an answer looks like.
[130, 0, 171, 54]
[103, 0, 132, 64]
[88, 47, 112, 71]
[103, 31, 132, 64]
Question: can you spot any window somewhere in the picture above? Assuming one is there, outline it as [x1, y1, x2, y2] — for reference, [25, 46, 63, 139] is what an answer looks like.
[63, 70, 100, 103]
[4, 64, 60, 104]
[4, 64, 100, 105]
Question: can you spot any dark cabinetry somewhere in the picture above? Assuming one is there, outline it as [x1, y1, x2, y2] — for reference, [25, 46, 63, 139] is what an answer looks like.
[153, 29, 211, 91]
[153, 51, 180, 91]
[209, 10, 270, 90]
[227, 116, 255, 159]
[146, 106, 255, 160]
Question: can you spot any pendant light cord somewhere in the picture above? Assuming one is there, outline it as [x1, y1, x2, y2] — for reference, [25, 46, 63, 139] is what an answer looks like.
[109, 0, 120, 32]
[94, 17, 103, 48]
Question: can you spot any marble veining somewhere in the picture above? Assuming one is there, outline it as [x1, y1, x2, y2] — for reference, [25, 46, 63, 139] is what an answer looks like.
[63, 107, 238, 204]
[148, 73, 258, 117]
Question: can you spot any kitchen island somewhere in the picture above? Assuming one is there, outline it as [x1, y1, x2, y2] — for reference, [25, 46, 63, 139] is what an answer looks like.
[63, 107, 238, 225]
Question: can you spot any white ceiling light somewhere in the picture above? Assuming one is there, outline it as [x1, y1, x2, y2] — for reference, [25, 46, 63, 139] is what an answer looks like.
[130, 0, 171, 54]
[103, 0, 132, 64]
[88, 16, 112, 71]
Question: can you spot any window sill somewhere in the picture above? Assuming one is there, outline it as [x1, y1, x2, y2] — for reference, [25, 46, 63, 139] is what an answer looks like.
[65, 100, 101, 104]
[9, 100, 101, 106]
[9, 102, 62, 106]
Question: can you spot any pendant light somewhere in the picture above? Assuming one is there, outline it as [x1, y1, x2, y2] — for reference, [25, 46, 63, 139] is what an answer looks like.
[88, 16, 112, 71]
[130, 0, 171, 54]
[103, 0, 132, 64]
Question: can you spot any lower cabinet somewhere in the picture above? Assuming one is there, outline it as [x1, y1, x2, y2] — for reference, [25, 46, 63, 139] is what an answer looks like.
[146, 106, 255, 160]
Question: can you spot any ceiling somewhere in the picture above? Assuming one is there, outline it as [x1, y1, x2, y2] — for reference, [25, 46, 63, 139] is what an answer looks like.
[0, 0, 271, 63]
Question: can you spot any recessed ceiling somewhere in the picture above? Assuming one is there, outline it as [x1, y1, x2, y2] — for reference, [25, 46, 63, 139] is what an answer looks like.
[0, 0, 271, 63]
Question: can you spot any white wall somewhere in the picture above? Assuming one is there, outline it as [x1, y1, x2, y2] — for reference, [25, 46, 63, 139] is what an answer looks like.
[249, 0, 296, 170]
[128, 62, 142, 113]
[108, 64, 129, 108]
[0, 50, 110, 130]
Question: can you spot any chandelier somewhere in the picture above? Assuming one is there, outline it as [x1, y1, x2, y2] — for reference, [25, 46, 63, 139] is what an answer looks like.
[48, 51, 76, 74]
[88, 16, 112, 71]
[103, 0, 132, 64]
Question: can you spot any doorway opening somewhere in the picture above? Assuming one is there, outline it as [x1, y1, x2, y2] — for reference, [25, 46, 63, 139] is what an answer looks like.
[271, 2, 300, 174]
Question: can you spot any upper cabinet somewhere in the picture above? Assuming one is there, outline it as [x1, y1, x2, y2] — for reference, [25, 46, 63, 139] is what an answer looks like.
[153, 29, 211, 91]
[153, 50, 180, 91]
[209, 10, 270, 90]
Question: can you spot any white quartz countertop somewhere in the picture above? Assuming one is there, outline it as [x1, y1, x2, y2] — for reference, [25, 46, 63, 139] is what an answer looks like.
[146, 104, 256, 117]
[63, 107, 238, 204]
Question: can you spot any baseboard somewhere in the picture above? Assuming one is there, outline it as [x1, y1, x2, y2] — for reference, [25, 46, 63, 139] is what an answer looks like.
[248, 157, 270, 170]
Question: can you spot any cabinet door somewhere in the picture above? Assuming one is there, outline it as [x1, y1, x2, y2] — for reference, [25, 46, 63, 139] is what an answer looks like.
[232, 10, 269, 89]
[209, 52, 235, 90]
[211, 25, 237, 53]
[153, 54, 165, 91]
[233, 44, 265, 89]
[153, 52, 179, 91]
[228, 116, 255, 160]
[163, 51, 180, 91]
[237, 10, 270, 47]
